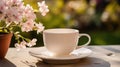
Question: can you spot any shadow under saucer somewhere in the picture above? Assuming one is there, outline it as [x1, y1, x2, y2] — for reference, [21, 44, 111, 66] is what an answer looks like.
[0, 58, 16, 67]
[36, 57, 110, 67]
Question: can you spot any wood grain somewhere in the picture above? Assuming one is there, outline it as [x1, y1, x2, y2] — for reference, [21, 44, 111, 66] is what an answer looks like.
[0, 45, 119, 67]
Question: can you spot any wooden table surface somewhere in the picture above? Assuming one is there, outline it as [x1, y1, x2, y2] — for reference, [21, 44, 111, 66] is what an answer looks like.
[0, 45, 120, 67]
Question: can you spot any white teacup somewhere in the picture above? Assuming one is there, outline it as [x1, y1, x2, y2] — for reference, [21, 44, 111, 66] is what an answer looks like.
[43, 28, 91, 56]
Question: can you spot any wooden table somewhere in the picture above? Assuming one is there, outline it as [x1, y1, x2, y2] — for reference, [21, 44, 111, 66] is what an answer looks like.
[0, 45, 120, 67]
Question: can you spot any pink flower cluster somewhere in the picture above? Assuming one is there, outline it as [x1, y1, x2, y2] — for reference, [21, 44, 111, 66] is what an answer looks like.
[0, 0, 49, 51]
[38, 1, 49, 16]
[15, 38, 37, 51]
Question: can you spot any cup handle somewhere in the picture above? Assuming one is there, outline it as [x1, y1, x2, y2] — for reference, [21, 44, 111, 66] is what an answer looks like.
[79, 34, 91, 47]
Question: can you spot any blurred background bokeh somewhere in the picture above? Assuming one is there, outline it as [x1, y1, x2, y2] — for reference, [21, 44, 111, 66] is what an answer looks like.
[10, 0, 120, 47]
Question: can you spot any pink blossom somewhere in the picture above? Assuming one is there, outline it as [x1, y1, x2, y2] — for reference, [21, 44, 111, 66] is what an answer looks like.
[0, 0, 49, 50]
[24, 4, 36, 20]
[0, 0, 6, 10]
[35, 23, 44, 34]
[27, 38, 37, 47]
[1, 0, 25, 24]
[15, 41, 27, 51]
[0, 13, 5, 20]
[5, 7, 22, 23]
[21, 20, 35, 32]
[0, 0, 6, 20]
[38, 1, 49, 16]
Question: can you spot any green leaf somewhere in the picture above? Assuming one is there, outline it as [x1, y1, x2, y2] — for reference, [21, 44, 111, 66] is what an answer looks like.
[0, 21, 6, 27]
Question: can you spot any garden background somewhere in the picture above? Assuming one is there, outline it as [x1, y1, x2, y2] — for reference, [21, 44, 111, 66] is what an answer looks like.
[10, 0, 120, 47]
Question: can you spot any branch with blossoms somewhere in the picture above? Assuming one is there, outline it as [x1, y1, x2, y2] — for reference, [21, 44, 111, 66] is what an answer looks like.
[0, 0, 49, 51]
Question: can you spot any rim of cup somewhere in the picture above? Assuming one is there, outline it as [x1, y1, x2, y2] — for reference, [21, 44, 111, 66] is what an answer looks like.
[43, 28, 79, 34]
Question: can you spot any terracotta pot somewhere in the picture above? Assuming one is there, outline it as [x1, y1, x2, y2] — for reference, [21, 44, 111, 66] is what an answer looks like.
[0, 33, 13, 59]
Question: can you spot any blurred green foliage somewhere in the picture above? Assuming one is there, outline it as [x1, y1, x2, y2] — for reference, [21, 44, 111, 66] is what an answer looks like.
[10, 0, 120, 47]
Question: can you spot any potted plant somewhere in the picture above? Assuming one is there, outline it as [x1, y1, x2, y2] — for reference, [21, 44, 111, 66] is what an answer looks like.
[0, 0, 49, 58]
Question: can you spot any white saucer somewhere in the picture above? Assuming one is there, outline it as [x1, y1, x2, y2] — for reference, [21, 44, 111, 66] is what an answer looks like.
[29, 47, 92, 64]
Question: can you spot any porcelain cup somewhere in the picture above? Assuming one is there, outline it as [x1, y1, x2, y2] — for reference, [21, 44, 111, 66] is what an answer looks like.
[43, 28, 91, 56]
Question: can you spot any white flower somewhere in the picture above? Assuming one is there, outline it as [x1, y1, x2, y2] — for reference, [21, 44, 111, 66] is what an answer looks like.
[27, 38, 37, 47]
[38, 1, 49, 16]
